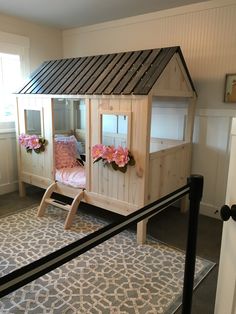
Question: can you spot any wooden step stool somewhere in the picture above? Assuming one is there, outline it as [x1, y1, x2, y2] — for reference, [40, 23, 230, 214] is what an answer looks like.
[37, 182, 84, 229]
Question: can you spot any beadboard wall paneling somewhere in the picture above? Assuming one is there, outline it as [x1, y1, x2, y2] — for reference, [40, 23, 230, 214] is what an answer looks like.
[192, 112, 233, 218]
[63, 0, 236, 108]
[0, 132, 18, 195]
[63, 1, 236, 110]
[62, 0, 236, 217]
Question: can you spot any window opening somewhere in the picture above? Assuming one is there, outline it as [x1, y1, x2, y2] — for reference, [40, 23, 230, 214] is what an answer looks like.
[0, 53, 22, 122]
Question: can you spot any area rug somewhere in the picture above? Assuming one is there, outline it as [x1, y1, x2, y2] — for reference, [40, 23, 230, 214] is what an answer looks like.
[0, 205, 215, 314]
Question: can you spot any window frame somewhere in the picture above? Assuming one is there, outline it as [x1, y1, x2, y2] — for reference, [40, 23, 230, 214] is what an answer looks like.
[99, 110, 131, 149]
[0, 31, 29, 127]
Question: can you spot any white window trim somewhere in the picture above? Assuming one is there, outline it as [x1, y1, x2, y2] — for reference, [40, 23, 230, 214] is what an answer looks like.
[0, 31, 30, 131]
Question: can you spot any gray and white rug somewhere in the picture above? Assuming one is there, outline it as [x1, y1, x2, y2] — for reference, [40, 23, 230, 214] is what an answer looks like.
[0, 206, 215, 314]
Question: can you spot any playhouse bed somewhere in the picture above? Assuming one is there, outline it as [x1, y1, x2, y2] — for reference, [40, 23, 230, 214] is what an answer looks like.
[16, 46, 197, 243]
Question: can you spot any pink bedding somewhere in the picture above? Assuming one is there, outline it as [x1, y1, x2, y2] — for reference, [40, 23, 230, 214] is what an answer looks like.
[54, 136, 78, 169]
[55, 166, 86, 188]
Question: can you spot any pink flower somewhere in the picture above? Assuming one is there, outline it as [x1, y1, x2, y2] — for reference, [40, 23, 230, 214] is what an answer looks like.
[102, 145, 116, 163]
[21, 135, 32, 148]
[18, 133, 27, 145]
[92, 144, 105, 161]
[92, 144, 134, 172]
[26, 135, 40, 149]
[113, 146, 130, 167]
[18, 133, 47, 153]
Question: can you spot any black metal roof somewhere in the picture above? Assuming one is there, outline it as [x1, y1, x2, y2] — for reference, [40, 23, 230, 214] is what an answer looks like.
[18, 46, 195, 95]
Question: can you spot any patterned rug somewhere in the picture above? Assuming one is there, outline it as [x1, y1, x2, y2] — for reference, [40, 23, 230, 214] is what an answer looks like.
[0, 206, 215, 314]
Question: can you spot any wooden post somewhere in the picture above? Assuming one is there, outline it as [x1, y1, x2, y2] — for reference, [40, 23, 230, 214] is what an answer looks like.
[181, 94, 197, 212]
[184, 94, 197, 143]
[137, 219, 148, 244]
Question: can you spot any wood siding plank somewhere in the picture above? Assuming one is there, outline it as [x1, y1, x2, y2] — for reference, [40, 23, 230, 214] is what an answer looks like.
[54, 57, 87, 94]
[29, 59, 70, 94]
[122, 49, 161, 95]
[134, 47, 177, 95]
[72, 55, 108, 94]
[103, 51, 143, 95]
[63, 56, 96, 94]
[95, 52, 133, 95]
[78, 54, 117, 94]
[87, 52, 125, 94]
[18, 61, 50, 94]
[112, 50, 152, 95]
[20, 60, 59, 94]
[36, 58, 76, 94]
[43, 58, 80, 94]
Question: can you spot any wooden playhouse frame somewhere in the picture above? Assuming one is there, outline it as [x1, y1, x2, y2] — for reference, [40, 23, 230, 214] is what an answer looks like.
[15, 46, 196, 243]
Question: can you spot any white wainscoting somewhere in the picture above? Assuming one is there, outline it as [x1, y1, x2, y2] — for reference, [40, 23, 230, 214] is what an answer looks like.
[193, 109, 236, 219]
[150, 107, 234, 219]
[0, 130, 18, 195]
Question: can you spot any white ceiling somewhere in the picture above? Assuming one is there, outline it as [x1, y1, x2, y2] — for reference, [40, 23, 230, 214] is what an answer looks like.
[0, 0, 209, 29]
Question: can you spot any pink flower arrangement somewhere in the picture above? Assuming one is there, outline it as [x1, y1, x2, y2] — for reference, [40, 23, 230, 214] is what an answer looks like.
[18, 133, 47, 153]
[92, 144, 135, 173]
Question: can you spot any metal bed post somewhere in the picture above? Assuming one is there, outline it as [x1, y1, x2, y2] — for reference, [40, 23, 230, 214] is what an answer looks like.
[182, 174, 204, 314]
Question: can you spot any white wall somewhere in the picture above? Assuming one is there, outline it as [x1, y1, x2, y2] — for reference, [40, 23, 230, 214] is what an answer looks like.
[0, 14, 63, 195]
[151, 99, 188, 140]
[0, 13, 63, 71]
[62, 0, 236, 217]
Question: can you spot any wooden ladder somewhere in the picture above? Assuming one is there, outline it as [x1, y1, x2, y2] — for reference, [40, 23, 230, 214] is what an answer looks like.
[37, 182, 84, 229]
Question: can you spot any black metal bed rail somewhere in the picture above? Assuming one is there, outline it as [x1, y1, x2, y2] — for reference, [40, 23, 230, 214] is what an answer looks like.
[0, 175, 203, 314]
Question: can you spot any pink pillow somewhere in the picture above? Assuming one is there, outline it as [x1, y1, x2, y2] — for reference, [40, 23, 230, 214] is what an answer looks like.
[55, 136, 78, 169]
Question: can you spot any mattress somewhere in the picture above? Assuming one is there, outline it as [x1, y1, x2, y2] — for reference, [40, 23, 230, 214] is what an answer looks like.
[55, 166, 86, 189]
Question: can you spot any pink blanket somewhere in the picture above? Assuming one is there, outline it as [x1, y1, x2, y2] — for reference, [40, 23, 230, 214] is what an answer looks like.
[55, 166, 86, 188]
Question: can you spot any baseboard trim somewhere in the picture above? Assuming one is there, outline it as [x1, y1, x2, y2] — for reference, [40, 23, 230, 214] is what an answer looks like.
[200, 202, 220, 220]
[0, 182, 222, 222]
[0, 182, 18, 195]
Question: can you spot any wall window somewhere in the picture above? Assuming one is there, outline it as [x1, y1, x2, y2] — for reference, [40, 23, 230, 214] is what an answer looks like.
[0, 53, 22, 122]
[0, 31, 29, 128]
